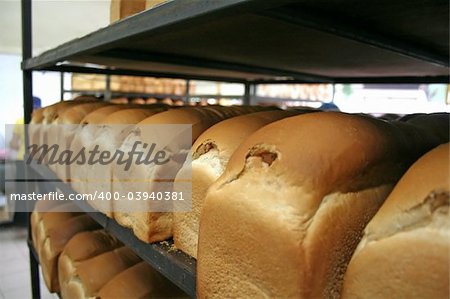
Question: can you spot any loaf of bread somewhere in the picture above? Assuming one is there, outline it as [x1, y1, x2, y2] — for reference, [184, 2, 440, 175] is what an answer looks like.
[97, 261, 188, 298]
[59, 229, 122, 299]
[50, 102, 111, 181]
[30, 199, 63, 254]
[112, 106, 269, 243]
[33, 202, 83, 259]
[173, 110, 304, 258]
[69, 105, 130, 193]
[38, 100, 97, 163]
[36, 211, 100, 293]
[83, 108, 166, 216]
[62, 246, 141, 299]
[341, 143, 449, 299]
[197, 112, 441, 298]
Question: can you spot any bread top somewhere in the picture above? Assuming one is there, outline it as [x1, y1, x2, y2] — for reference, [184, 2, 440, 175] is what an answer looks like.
[42, 98, 98, 124]
[56, 102, 110, 124]
[45, 214, 101, 255]
[102, 107, 166, 124]
[42, 101, 79, 124]
[76, 246, 141, 296]
[406, 112, 450, 143]
[137, 107, 224, 142]
[230, 105, 280, 114]
[62, 229, 122, 262]
[192, 110, 299, 163]
[358, 143, 449, 245]
[217, 112, 438, 199]
[72, 95, 99, 101]
[79, 105, 125, 124]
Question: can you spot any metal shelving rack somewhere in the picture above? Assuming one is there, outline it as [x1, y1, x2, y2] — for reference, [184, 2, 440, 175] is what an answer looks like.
[21, 0, 449, 298]
[59, 72, 246, 104]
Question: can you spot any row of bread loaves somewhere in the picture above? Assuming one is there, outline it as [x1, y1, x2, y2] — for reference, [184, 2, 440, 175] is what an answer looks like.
[196, 112, 448, 298]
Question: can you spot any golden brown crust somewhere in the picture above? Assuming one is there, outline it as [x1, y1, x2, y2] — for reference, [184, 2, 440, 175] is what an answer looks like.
[102, 107, 164, 124]
[73, 246, 141, 297]
[58, 229, 123, 298]
[79, 105, 125, 124]
[39, 212, 99, 293]
[98, 262, 188, 299]
[55, 102, 110, 125]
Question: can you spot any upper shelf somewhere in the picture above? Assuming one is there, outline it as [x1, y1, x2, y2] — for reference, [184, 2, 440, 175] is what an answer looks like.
[23, 0, 449, 83]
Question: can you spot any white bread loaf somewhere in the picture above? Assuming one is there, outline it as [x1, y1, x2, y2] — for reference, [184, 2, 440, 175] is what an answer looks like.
[112, 107, 223, 241]
[173, 109, 303, 258]
[38, 100, 96, 164]
[97, 261, 189, 299]
[49, 102, 110, 181]
[30, 199, 62, 254]
[62, 246, 141, 299]
[43, 101, 105, 171]
[39, 213, 100, 293]
[69, 105, 131, 194]
[59, 229, 122, 299]
[34, 202, 83, 259]
[197, 112, 441, 299]
[341, 143, 449, 299]
[83, 108, 165, 216]
[69, 105, 165, 194]
[38, 97, 98, 141]
[112, 106, 262, 243]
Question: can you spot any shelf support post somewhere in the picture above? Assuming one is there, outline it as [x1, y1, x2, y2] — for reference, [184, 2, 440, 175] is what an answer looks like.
[60, 72, 65, 101]
[105, 74, 112, 101]
[184, 79, 191, 105]
[22, 0, 41, 298]
[243, 82, 255, 105]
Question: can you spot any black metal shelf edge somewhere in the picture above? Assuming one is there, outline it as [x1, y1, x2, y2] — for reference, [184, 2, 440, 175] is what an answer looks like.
[22, 0, 449, 82]
[28, 160, 196, 298]
[21, 0, 268, 70]
[27, 238, 39, 263]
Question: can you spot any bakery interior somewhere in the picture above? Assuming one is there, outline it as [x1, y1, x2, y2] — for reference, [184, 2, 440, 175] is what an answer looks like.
[0, 0, 449, 298]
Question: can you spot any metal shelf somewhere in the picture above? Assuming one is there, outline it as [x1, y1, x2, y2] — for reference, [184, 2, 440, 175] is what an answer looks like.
[27, 161, 196, 298]
[22, 0, 449, 83]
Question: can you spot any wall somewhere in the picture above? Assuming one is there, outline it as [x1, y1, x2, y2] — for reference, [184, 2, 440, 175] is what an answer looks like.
[0, 0, 111, 141]
[0, 0, 110, 55]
